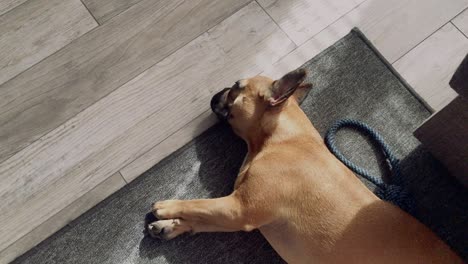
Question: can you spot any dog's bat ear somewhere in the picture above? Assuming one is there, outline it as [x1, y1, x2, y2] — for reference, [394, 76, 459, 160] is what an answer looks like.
[294, 83, 313, 105]
[268, 69, 307, 106]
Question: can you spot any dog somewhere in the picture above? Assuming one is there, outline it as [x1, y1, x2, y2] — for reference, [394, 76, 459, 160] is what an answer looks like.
[148, 69, 462, 263]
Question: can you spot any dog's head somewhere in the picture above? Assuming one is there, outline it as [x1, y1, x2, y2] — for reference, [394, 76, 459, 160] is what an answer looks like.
[210, 69, 312, 139]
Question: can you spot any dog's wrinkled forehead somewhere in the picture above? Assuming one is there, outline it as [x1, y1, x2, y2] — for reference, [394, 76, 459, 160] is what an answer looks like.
[236, 76, 274, 95]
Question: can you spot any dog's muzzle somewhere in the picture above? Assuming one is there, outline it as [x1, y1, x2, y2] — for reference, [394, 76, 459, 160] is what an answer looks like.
[210, 88, 231, 121]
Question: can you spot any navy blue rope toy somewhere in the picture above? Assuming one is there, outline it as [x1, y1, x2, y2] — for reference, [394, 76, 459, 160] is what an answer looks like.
[325, 119, 414, 214]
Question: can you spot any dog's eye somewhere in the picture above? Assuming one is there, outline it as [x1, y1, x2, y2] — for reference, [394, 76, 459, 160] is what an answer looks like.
[228, 87, 241, 102]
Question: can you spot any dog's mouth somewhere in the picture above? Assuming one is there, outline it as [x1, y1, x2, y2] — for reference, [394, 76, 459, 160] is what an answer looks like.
[210, 88, 231, 121]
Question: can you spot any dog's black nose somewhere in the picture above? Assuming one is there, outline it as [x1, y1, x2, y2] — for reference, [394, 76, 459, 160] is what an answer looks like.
[210, 88, 230, 120]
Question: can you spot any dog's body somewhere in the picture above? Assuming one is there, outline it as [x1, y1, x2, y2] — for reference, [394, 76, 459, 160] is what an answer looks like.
[149, 70, 462, 263]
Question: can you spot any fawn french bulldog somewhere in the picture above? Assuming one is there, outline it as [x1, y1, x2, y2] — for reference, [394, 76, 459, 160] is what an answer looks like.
[149, 69, 462, 263]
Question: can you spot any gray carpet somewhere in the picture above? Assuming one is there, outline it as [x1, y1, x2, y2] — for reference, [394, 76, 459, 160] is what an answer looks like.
[14, 29, 468, 264]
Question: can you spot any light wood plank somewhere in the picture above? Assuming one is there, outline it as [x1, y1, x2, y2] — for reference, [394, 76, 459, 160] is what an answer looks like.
[257, 0, 365, 45]
[453, 8, 468, 37]
[0, 1, 294, 252]
[81, 0, 143, 24]
[262, 0, 468, 71]
[120, 110, 217, 182]
[394, 23, 468, 111]
[0, 172, 126, 264]
[262, 21, 351, 80]
[122, 0, 468, 184]
[0, 0, 251, 164]
[0, 0, 97, 85]
[0, 0, 28, 16]
[365, 0, 467, 62]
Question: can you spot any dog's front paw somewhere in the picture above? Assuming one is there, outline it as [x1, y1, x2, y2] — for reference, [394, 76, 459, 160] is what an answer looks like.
[152, 200, 184, 219]
[147, 220, 172, 240]
[147, 219, 190, 240]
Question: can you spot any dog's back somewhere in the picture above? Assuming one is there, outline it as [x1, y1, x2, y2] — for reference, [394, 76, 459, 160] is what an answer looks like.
[243, 99, 462, 263]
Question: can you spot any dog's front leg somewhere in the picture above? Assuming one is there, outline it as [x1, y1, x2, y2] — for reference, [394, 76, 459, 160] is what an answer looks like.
[148, 194, 257, 240]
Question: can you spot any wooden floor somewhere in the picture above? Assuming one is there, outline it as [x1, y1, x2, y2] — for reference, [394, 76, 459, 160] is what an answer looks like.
[0, 0, 467, 262]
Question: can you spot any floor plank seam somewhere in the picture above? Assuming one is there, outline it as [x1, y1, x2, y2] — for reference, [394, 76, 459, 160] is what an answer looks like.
[0, 0, 29, 18]
[392, 22, 450, 64]
[0, 21, 98, 160]
[119, 108, 212, 180]
[292, 0, 369, 50]
[118, 171, 129, 184]
[0, 170, 121, 256]
[79, 0, 100, 26]
[259, 0, 370, 72]
[0, 0, 99, 88]
[0, 0, 254, 168]
[453, 6, 468, 21]
[451, 21, 468, 39]
[392, 3, 468, 64]
[0, 1, 260, 250]
[256, 0, 298, 47]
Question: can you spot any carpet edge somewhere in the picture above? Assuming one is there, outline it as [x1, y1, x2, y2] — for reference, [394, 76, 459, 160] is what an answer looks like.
[350, 27, 434, 113]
